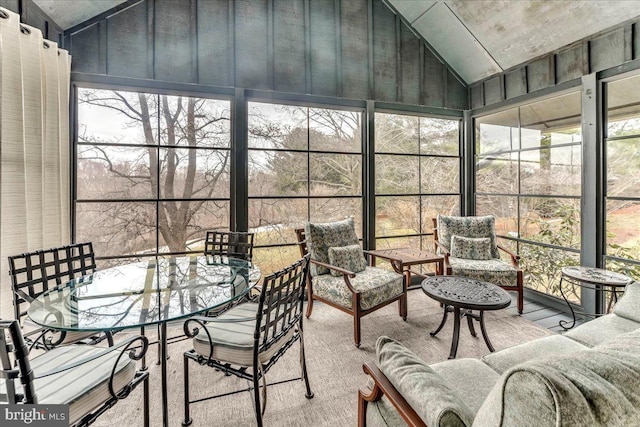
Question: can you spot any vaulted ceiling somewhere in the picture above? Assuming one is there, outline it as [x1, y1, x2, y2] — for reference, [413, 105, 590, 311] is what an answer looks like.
[386, 0, 640, 84]
[33, 0, 640, 86]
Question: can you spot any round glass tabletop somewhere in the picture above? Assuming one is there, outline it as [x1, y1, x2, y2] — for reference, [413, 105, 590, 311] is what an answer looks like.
[28, 255, 261, 332]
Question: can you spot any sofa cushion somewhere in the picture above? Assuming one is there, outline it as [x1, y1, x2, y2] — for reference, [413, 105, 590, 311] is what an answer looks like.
[449, 257, 518, 288]
[450, 236, 493, 260]
[473, 328, 640, 427]
[376, 336, 475, 427]
[430, 358, 501, 415]
[564, 313, 640, 347]
[437, 215, 499, 259]
[305, 218, 359, 276]
[328, 244, 367, 276]
[612, 281, 640, 323]
[366, 396, 408, 427]
[313, 267, 403, 310]
[482, 335, 588, 374]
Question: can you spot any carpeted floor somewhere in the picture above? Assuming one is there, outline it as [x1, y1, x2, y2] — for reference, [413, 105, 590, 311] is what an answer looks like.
[95, 291, 553, 427]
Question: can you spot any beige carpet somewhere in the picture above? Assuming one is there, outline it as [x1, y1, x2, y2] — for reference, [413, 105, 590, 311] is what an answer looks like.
[94, 291, 553, 427]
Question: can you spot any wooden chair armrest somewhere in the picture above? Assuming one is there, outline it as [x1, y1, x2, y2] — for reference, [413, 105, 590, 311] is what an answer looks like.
[359, 361, 427, 427]
[362, 250, 403, 271]
[497, 244, 520, 267]
[433, 240, 450, 257]
[310, 259, 356, 278]
[309, 259, 358, 293]
[433, 241, 450, 267]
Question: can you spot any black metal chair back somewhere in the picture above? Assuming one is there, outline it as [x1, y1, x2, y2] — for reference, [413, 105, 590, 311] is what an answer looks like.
[204, 231, 254, 261]
[255, 254, 309, 357]
[0, 319, 37, 404]
[7, 242, 96, 322]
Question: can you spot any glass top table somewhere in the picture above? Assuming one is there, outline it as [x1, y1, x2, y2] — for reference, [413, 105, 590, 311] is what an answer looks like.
[28, 254, 260, 427]
[28, 255, 261, 331]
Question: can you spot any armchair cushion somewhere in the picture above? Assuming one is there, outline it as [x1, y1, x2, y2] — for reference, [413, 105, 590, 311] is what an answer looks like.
[437, 215, 499, 259]
[449, 257, 518, 288]
[376, 336, 475, 427]
[305, 218, 359, 276]
[313, 266, 403, 310]
[450, 236, 493, 261]
[473, 329, 640, 427]
[328, 244, 367, 276]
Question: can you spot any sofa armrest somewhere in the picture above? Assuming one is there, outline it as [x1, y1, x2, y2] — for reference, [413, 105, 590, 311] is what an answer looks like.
[358, 361, 427, 427]
[373, 336, 474, 427]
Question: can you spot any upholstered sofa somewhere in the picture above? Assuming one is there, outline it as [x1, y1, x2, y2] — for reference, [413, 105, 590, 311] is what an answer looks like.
[358, 281, 640, 426]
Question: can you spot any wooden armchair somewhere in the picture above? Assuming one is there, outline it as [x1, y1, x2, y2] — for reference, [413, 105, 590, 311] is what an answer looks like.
[433, 215, 523, 314]
[295, 218, 407, 347]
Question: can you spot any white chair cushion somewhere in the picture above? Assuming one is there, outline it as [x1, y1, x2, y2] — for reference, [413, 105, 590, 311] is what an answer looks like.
[1, 345, 136, 425]
[193, 303, 295, 366]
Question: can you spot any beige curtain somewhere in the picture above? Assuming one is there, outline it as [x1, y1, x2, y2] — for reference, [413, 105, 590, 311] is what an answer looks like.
[0, 7, 71, 319]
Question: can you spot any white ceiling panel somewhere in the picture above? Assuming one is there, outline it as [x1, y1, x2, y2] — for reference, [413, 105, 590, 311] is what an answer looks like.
[386, 0, 436, 23]
[449, 0, 640, 71]
[387, 0, 640, 84]
[34, 0, 128, 30]
[412, 2, 502, 84]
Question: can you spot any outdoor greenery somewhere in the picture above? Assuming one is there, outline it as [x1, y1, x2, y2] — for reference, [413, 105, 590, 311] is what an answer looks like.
[75, 83, 640, 304]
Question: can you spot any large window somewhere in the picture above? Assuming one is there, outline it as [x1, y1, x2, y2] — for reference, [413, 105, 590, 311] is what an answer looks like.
[247, 102, 363, 274]
[605, 74, 640, 278]
[75, 88, 231, 266]
[374, 112, 461, 274]
[475, 92, 582, 302]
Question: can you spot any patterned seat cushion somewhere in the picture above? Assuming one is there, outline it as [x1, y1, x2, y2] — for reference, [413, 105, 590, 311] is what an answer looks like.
[437, 215, 499, 259]
[313, 266, 403, 310]
[305, 218, 360, 276]
[449, 257, 517, 288]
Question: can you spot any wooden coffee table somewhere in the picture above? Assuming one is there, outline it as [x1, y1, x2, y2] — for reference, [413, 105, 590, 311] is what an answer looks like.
[422, 276, 511, 359]
[367, 248, 444, 289]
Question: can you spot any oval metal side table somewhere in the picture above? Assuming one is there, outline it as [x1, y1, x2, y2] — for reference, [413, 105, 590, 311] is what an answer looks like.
[558, 266, 633, 330]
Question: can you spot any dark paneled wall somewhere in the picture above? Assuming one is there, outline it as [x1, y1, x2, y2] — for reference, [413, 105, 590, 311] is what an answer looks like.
[471, 19, 640, 110]
[0, 0, 63, 43]
[64, 0, 466, 110]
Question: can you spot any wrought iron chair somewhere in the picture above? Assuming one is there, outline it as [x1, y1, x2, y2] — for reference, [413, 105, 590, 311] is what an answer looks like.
[182, 255, 313, 427]
[433, 215, 524, 313]
[0, 319, 149, 426]
[295, 218, 407, 348]
[7, 242, 114, 349]
[204, 230, 257, 310]
[204, 230, 254, 261]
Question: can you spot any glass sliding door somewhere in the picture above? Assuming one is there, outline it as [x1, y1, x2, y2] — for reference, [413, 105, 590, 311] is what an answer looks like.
[475, 91, 582, 302]
[605, 74, 640, 279]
